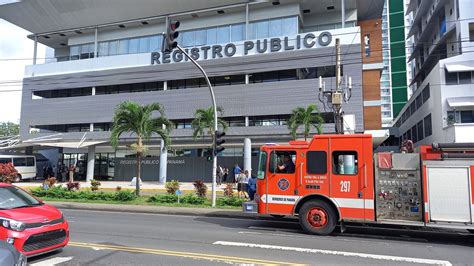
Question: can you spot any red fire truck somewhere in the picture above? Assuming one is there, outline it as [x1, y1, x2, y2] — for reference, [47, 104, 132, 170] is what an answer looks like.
[243, 134, 474, 235]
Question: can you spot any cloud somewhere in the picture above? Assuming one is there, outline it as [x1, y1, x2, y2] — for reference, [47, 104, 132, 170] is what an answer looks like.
[0, 19, 46, 123]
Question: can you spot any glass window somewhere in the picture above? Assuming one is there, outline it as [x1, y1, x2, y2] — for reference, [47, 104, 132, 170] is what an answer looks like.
[248, 23, 257, 39]
[261, 71, 279, 82]
[411, 125, 418, 143]
[108, 40, 118, 56]
[207, 27, 217, 44]
[332, 151, 358, 175]
[80, 43, 93, 59]
[257, 151, 267, 179]
[458, 71, 471, 84]
[256, 20, 269, 39]
[461, 111, 474, 123]
[138, 36, 150, 53]
[194, 29, 207, 46]
[182, 31, 194, 47]
[282, 17, 297, 36]
[417, 120, 424, 141]
[424, 114, 432, 137]
[306, 151, 327, 174]
[98, 42, 109, 57]
[230, 75, 245, 85]
[269, 18, 282, 37]
[217, 25, 230, 43]
[149, 35, 162, 52]
[422, 84, 430, 102]
[119, 39, 129, 54]
[12, 157, 27, 167]
[231, 24, 244, 42]
[278, 69, 297, 81]
[128, 38, 139, 54]
[445, 70, 458, 84]
[269, 150, 296, 174]
[410, 102, 416, 116]
[70, 45, 80, 60]
[415, 94, 422, 109]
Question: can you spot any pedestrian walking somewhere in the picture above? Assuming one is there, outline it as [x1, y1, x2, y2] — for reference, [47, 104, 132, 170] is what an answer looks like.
[248, 171, 257, 201]
[233, 163, 242, 183]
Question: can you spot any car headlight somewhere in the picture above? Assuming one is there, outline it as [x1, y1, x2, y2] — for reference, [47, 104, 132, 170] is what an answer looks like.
[0, 218, 25, 232]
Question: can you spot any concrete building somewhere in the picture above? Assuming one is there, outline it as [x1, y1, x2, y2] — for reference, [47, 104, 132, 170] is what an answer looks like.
[0, 0, 385, 182]
[392, 0, 474, 147]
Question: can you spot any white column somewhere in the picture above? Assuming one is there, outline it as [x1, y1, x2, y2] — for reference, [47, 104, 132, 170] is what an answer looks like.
[244, 138, 251, 173]
[33, 35, 38, 65]
[92, 86, 96, 95]
[245, 116, 249, 127]
[89, 123, 94, 132]
[245, 74, 250, 84]
[245, 3, 249, 40]
[341, 0, 345, 28]
[159, 124, 168, 183]
[86, 145, 95, 182]
[94, 27, 98, 58]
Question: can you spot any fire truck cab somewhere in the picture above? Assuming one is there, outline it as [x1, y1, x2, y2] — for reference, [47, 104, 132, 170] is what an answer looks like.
[244, 134, 474, 235]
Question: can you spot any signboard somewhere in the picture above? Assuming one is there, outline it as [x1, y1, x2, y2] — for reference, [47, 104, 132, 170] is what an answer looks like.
[151, 31, 335, 65]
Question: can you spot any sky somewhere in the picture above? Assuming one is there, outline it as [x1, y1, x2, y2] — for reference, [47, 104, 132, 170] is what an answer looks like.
[0, 18, 46, 123]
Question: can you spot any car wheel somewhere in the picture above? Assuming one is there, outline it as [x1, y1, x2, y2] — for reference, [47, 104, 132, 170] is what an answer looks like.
[14, 175, 22, 182]
[299, 200, 337, 235]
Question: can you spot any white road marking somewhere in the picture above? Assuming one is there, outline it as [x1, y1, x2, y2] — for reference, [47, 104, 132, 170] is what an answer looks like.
[30, 256, 73, 266]
[213, 241, 452, 266]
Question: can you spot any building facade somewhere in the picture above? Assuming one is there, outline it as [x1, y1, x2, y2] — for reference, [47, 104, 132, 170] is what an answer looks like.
[393, 0, 474, 147]
[0, 0, 384, 181]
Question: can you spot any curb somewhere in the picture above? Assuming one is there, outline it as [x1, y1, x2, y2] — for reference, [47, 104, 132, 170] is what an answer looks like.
[48, 201, 257, 220]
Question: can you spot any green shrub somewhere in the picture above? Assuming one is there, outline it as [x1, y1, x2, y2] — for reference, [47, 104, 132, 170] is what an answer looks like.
[217, 196, 246, 207]
[181, 193, 206, 205]
[113, 190, 137, 201]
[165, 180, 180, 195]
[148, 194, 178, 203]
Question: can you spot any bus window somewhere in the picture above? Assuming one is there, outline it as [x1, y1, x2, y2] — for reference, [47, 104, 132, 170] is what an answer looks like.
[0, 158, 11, 164]
[26, 157, 35, 167]
[12, 157, 27, 167]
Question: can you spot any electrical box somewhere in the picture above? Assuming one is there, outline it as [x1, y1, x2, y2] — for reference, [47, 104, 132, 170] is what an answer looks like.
[331, 92, 342, 105]
[374, 153, 423, 222]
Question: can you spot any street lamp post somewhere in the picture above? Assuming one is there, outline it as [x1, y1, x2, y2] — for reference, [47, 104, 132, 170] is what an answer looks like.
[176, 45, 219, 207]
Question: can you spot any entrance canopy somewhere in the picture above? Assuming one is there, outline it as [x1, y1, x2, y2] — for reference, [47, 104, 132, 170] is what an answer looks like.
[446, 96, 474, 108]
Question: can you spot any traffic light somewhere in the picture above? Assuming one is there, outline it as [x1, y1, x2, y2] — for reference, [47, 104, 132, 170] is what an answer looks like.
[162, 20, 180, 53]
[204, 149, 213, 161]
[214, 130, 226, 156]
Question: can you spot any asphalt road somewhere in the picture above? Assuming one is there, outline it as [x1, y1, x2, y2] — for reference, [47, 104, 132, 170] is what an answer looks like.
[29, 209, 474, 265]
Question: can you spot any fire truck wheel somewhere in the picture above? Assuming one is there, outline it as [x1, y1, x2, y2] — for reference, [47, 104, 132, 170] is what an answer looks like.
[299, 200, 337, 235]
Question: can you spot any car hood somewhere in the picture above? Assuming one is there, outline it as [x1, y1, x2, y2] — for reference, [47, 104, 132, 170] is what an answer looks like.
[0, 204, 62, 223]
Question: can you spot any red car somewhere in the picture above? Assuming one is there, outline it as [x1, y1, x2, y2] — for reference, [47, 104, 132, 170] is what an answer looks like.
[0, 183, 69, 257]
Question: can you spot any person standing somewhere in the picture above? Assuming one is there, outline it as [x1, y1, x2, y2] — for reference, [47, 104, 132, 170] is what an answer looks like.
[247, 171, 257, 201]
[222, 167, 228, 183]
[216, 165, 223, 186]
[233, 163, 242, 183]
[60, 164, 67, 182]
[241, 170, 250, 199]
[68, 164, 75, 182]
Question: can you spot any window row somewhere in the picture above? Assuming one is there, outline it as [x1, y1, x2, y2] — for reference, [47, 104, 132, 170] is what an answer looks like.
[31, 65, 340, 99]
[31, 113, 333, 134]
[401, 114, 432, 144]
[445, 70, 474, 85]
[67, 16, 298, 61]
[447, 110, 474, 125]
[396, 84, 430, 127]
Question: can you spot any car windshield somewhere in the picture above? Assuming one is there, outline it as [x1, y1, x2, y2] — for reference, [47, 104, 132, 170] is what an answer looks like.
[0, 186, 42, 210]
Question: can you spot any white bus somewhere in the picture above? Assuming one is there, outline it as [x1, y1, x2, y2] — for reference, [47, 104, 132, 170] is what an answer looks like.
[0, 155, 37, 181]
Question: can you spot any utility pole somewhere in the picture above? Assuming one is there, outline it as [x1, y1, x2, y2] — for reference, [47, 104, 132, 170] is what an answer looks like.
[318, 38, 352, 134]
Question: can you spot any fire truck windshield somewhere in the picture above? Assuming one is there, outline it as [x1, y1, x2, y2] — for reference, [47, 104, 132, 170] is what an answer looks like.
[257, 151, 267, 179]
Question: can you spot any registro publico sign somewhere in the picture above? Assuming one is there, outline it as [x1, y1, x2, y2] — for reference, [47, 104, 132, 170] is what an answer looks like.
[151, 31, 333, 65]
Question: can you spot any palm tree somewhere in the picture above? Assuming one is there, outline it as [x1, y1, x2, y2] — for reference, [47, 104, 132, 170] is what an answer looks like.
[288, 104, 324, 141]
[191, 106, 228, 140]
[110, 101, 172, 196]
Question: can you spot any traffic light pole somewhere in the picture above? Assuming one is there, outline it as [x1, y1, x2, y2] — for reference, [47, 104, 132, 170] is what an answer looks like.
[176, 45, 218, 207]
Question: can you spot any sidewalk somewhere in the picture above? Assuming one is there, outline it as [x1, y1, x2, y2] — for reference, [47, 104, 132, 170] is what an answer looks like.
[48, 201, 258, 220]
[16, 181, 226, 194]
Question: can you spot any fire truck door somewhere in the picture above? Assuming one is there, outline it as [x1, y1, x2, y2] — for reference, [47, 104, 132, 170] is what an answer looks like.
[264, 150, 298, 214]
[329, 143, 366, 220]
